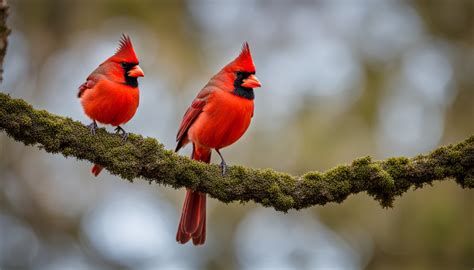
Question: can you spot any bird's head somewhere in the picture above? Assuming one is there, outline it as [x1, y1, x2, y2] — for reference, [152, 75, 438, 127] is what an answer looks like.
[106, 35, 144, 87]
[222, 42, 261, 99]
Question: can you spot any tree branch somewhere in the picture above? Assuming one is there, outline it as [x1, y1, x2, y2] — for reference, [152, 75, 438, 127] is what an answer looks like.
[0, 2, 472, 211]
[0, 0, 10, 82]
[1, 92, 473, 211]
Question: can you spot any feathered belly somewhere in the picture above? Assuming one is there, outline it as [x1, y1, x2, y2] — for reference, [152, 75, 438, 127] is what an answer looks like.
[188, 92, 254, 149]
[81, 82, 139, 126]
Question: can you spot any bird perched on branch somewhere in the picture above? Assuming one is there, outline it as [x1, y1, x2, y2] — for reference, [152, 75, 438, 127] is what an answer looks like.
[78, 35, 144, 176]
[175, 42, 261, 245]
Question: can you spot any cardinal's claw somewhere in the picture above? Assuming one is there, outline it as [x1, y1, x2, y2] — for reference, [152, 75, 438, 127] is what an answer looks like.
[216, 149, 227, 176]
[220, 160, 227, 176]
[121, 132, 128, 143]
[88, 121, 98, 135]
[114, 126, 128, 142]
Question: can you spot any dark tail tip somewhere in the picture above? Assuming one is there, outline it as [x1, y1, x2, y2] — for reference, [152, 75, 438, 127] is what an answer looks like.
[91, 164, 103, 176]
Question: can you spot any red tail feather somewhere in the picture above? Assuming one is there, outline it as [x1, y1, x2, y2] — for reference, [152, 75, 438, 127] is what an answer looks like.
[176, 146, 210, 245]
[91, 164, 103, 176]
[192, 205, 206, 245]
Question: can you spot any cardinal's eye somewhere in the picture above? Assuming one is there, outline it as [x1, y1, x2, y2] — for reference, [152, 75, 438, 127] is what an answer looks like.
[121, 62, 127, 68]
[236, 71, 242, 76]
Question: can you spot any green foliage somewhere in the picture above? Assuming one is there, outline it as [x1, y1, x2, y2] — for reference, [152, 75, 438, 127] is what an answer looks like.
[0, 92, 473, 211]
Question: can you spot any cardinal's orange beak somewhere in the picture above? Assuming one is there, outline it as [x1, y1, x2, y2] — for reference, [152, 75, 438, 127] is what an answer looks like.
[128, 65, 144, 77]
[241, 74, 261, 88]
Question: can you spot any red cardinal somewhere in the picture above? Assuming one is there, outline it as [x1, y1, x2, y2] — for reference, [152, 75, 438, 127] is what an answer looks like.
[175, 42, 261, 245]
[78, 35, 144, 176]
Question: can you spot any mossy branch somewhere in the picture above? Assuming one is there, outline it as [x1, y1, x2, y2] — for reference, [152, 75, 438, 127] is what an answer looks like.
[0, 2, 472, 210]
[1, 92, 473, 211]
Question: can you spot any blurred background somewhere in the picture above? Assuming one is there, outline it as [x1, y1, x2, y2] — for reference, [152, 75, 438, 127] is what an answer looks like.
[1, 0, 473, 269]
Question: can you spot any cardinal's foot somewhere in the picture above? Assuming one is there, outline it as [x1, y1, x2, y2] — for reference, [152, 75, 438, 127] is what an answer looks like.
[88, 121, 98, 135]
[216, 149, 227, 176]
[114, 126, 128, 142]
[220, 160, 227, 176]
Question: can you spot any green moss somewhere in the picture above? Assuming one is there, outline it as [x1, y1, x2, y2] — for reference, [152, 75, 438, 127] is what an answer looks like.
[261, 198, 271, 207]
[266, 183, 294, 211]
[463, 175, 474, 188]
[178, 163, 206, 188]
[325, 165, 351, 182]
[384, 157, 409, 177]
[268, 182, 281, 194]
[303, 171, 323, 181]
[62, 126, 73, 133]
[352, 156, 372, 166]
[302, 171, 324, 192]
[366, 164, 396, 207]
[433, 166, 444, 178]
[18, 115, 32, 126]
[0, 92, 473, 212]
[372, 164, 395, 188]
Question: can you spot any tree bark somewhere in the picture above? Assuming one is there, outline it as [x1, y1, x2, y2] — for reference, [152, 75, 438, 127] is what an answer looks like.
[0, 0, 10, 82]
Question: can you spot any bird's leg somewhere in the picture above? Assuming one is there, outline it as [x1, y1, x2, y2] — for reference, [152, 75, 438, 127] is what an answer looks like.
[114, 126, 128, 142]
[216, 149, 227, 176]
[87, 120, 98, 135]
